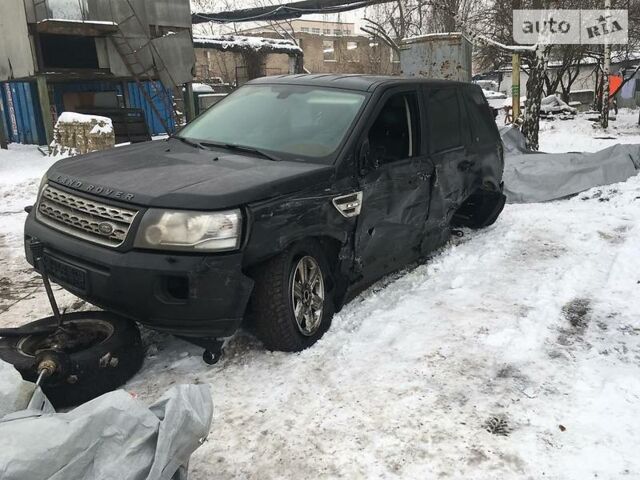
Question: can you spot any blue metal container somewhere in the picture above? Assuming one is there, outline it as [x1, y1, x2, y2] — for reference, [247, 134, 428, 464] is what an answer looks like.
[0, 81, 46, 145]
[127, 81, 175, 135]
[1, 79, 174, 145]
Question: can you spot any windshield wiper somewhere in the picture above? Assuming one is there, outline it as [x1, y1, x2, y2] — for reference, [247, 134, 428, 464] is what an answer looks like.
[201, 142, 280, 161]
[171, 135, 206, 150]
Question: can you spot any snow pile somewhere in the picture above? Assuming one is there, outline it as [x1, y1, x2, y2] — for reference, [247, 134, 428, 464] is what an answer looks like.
[540, 94, 577, 117]
[50, 112, 114, 157]
[193, 35, 302, 54]
[540, 108, 640, 152]
[192, 83, 215, 93]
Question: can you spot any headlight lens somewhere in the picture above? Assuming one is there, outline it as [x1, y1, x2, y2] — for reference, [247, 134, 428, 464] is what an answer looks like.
[134, 208, 242, 252]
[38, 175, 48, 194]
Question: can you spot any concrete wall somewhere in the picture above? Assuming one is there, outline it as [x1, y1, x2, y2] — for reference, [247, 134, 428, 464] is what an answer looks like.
[16, 0, 194, 88]
[0, 0, 36, 81]
[295, 33, 399, 75]
[194, 48, 292, 85]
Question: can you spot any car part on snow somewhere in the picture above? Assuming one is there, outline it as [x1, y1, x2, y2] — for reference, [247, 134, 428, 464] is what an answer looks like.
[178, 336, 225, 365]
[0, 238, 144, 407]
[0, 312, 144, 408]
[250, 240, 335, 351]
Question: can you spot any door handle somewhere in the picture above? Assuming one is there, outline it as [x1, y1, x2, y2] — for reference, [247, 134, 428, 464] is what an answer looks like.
[457, 160, 475, 172]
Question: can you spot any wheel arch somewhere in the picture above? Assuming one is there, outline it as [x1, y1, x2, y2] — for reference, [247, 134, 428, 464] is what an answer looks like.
[246, 233, 351, 309]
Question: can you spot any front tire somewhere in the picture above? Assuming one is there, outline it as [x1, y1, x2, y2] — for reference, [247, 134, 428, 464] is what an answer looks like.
[250, 240, 334, 352]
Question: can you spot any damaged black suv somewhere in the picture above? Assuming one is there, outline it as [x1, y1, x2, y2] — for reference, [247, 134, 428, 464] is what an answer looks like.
[25, 75, 505, 353]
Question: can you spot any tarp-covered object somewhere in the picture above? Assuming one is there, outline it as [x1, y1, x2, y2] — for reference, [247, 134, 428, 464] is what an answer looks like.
[501, 126, 640, 203]
[0, 360, 213, 480]
[0, 359, 53, 418]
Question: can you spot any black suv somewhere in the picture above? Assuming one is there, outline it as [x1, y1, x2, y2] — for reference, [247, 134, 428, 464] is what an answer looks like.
[25, 75, 505, 353]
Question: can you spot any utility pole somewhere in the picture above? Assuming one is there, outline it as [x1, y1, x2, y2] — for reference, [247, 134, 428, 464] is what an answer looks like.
[512, 53, 521, 122]
[601, 0, 611, 128]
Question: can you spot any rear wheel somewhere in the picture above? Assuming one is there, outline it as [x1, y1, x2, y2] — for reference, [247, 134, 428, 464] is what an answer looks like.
[250, 240, 334, 352]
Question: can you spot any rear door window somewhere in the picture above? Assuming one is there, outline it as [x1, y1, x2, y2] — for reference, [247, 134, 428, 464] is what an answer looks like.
[368, 91, 420, 164]
[426, 88, 462, 153]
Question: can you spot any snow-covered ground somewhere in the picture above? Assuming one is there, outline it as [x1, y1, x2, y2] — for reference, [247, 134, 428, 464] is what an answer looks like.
[1, 111, 640, 479]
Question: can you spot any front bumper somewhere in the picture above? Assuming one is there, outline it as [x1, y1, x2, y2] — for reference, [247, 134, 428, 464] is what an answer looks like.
[24, 212, 254, 338]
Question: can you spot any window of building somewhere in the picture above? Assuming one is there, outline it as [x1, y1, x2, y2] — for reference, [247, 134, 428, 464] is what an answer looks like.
[40, 34, 99, 69]
[344, 29, 351, 35]
[323, 29, 331, 34]
[334, 29, 342, 35]
[426, 88, 462, 152]
[323, 40, 336, 61]
[301, 27, 309, 33]
[368, 92, 420, 164]
[346, 41, 359, 62]
[312, 28, 320, 34]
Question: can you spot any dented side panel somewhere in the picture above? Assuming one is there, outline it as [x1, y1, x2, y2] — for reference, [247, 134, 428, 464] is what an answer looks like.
[243, 175, 358, 269]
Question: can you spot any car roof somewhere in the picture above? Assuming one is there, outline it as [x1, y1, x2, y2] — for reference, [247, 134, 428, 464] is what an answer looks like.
[247, 74, 471, 92]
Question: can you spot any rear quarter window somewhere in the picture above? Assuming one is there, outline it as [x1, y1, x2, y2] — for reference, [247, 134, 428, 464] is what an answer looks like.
[463, 87, 498, 145]
[425, 88, 462, 153]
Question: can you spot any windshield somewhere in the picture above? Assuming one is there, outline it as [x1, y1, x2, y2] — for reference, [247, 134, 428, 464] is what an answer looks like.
[177, 84, 367, 163]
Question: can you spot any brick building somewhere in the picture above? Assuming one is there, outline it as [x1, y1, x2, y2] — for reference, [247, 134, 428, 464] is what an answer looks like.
[194, 21, 400, 86]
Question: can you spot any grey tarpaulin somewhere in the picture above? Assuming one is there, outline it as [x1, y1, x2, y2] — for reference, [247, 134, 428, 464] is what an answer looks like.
[500, 126, 640, 203]
[0, 360, 213, 480]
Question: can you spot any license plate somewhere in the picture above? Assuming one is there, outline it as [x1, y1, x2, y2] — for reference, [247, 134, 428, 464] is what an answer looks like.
[43, 255, 88, 293]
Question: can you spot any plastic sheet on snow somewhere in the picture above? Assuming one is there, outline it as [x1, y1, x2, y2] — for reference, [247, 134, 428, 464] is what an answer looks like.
[0, 360, 212, 480]
[500, 126, 640, 203]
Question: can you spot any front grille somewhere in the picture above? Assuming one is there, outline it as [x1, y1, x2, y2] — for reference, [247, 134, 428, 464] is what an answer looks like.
[36, 184, 138, 247]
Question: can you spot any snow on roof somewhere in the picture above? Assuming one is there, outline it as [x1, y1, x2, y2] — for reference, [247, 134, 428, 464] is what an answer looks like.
[38, 18, 117, 26]
[193, 35, 302, 54]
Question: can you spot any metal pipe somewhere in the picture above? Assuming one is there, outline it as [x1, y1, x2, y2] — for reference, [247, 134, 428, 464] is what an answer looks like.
[30, 239, 64, 328]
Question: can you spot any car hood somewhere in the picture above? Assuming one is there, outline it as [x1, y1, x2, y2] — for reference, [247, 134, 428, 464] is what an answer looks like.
[46, 139, 335, 210]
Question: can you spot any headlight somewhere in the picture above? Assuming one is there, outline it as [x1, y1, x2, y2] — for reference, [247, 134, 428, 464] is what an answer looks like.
[134, 208, 242, 252]
[37, 175, 48, 194]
